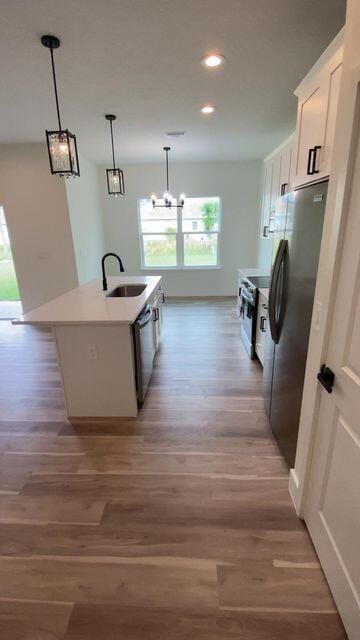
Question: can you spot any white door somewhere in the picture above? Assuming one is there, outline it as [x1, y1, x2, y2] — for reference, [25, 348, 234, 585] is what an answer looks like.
[304, 81, 360, 639]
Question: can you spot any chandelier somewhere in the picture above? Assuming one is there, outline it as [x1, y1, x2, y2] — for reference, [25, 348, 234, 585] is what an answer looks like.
[151, 147, 185, 209]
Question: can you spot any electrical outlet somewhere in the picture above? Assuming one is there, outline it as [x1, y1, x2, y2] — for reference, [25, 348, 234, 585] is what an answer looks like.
[88, 344, 99, 360]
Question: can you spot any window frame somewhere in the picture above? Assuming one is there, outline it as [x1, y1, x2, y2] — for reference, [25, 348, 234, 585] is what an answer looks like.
[137, 197, 222, 270]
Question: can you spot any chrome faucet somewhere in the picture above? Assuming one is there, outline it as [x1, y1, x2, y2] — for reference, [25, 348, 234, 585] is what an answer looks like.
[101, 253, 125, 291]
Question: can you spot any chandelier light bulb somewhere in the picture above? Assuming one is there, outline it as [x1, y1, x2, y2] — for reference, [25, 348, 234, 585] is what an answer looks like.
[59, 141, 68, 154]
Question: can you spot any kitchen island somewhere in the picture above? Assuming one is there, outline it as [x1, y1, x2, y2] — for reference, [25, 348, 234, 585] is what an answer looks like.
[13, 275, 162, 418]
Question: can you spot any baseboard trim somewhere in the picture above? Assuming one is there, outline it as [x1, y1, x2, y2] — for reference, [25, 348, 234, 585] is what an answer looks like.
[289, 468, 303, 518]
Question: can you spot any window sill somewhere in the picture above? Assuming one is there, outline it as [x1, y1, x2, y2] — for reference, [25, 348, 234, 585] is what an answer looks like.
[140, 266, 222, 271]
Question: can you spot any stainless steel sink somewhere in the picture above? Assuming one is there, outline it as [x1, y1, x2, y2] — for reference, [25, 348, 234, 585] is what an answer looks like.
[106, 284, 146, 298]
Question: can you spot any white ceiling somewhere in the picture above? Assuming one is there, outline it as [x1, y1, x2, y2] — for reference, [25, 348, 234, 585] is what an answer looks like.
[0, 0, 345, 164]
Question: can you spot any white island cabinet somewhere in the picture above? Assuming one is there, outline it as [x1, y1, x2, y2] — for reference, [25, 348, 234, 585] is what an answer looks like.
[13, 276, 162, 419]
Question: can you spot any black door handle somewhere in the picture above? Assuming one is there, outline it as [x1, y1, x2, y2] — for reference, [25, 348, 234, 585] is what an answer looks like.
[280, 183, 288, 196]
[317, 364, 335, 393]
[307, 148, 314, 175]
[312, 145, 322, 174]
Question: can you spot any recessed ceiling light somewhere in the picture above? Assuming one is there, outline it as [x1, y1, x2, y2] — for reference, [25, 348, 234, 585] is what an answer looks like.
[201, 105, 215, 114]
[202, 54, 225, 68]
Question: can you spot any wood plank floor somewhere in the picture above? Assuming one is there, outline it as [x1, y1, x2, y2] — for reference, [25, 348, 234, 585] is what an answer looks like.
[0, 300, 347, 639]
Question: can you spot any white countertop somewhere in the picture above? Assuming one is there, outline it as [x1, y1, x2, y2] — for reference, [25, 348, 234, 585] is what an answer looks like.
[13, 276, 162, 326]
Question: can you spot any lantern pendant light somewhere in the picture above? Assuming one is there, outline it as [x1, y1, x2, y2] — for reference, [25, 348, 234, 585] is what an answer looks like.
[41, 34, 80, 178]
[151, 147, 185, 209]
[105, 114, 125, 197]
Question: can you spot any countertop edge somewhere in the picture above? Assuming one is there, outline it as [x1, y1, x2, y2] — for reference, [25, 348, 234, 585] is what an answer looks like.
[12, 275, 162, 327]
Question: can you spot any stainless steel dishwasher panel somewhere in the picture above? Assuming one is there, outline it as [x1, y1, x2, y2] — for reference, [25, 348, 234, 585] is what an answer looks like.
[133, 305, 154, 404]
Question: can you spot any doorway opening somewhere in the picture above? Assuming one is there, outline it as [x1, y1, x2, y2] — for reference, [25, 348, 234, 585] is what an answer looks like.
[0, 205, 22, 319]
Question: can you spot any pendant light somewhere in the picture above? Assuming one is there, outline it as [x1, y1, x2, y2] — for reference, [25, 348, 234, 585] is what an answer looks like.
[151, 147, 185, 209]
[105, 114, 125, 197]
[41, 35, 80, 177]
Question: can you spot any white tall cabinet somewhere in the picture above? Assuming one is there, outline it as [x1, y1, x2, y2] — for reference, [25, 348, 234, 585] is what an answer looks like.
[261, 135, 294, 237]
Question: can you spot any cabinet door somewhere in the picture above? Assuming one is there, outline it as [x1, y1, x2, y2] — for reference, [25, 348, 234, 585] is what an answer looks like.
[261, 160, 273, 236]
[279, 141, 293, 195]
[318, 54, 343, 176]
[152, 295, 160, 352]
[255, 293, 268, 366]
[293, 79, 327, 187]
[157, 293, 164, 337]
[270, 154, 281, 214]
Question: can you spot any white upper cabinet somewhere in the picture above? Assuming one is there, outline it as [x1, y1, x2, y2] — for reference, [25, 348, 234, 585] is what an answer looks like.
[293, 30, 344, 187]
[261, 135, 294, 237]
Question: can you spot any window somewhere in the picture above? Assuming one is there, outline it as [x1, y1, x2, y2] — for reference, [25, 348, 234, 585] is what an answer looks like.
[138, 197, 221, 268]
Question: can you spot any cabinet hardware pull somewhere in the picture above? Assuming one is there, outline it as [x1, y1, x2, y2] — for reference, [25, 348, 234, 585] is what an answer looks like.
[280, 182, 288, 196]
[312, 145, 322, 174]
[317, 364, 335, 393]
[263, 225, 269, 237]
[307, 148, 314, 175]
[260, 316, 267, 332]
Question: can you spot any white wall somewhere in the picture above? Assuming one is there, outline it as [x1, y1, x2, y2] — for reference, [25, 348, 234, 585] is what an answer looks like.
[65, 154, 105, 285]
[100, 160, 262, 296]
[257, 235, 273, 272]
[0, 143, 78, 312]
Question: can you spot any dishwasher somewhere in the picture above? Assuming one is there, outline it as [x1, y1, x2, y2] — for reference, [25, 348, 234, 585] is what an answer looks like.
[133, 304, 154, 404]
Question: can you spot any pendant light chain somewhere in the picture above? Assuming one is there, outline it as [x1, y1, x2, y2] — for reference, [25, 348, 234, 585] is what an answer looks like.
[109, 118, 116, 170]
[49, 44, 62, 131]
[165, 147, 170, 192]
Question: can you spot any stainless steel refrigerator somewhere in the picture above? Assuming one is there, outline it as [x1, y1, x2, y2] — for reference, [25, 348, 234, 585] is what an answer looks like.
[263, 180, 328, 467]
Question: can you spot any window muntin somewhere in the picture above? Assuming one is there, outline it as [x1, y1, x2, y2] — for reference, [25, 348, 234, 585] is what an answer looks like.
[138, 197, 220, 268]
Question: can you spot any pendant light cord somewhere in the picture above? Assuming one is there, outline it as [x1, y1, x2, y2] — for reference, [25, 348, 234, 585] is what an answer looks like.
[165, 147, 170, 192]
[49, 44, 62, 131]
[110, 119, 116, 170]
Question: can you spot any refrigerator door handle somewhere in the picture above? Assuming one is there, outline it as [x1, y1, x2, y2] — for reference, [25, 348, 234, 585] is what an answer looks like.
[268, 239, 288, 344]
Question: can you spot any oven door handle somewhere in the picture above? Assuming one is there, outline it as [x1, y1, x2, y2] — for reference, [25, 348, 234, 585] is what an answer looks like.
[268, 239, 287, 344]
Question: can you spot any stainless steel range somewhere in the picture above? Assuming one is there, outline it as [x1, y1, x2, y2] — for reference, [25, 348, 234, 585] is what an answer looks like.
[239, 275, 270, 358]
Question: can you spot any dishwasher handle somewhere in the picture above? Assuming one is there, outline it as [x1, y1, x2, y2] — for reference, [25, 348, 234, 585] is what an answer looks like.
[135, 305, 152, 329]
